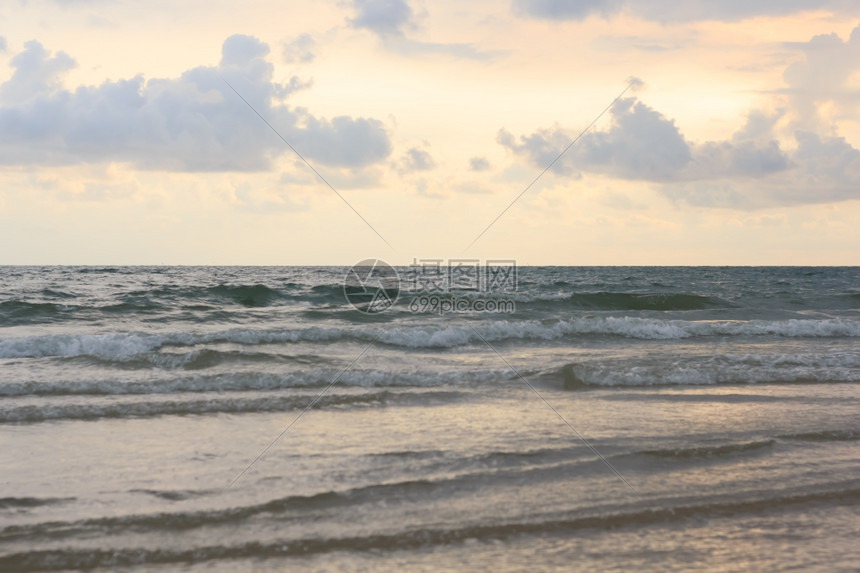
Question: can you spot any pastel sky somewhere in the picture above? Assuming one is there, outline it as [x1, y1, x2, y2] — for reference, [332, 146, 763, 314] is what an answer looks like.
[0, 0, 858, 264]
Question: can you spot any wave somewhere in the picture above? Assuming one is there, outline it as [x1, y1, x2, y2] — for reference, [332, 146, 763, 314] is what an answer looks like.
[75, 267, 124, 273]
[0, 332, 164, 359]
[406, 290, 731, 310]
[3, 484, 857, 569]
[73, 348, 331, 371]
[0, 390, 465, 424]
[200, 284, 284, 307]
[556, 353, 860, 388]
[536, 292, 731, 310]
[1, 317, 858, 359]
[111, 284, 297, 310]
[0, 367, 509, 397]
[131, 489, 215, 502]
[0, 473, 505, 544]
[117, 283, 343, 308]
[0, 283, 345, 325]
[0, 496, 73, 510]
[778, 430, 860, 442]
[0, 301, 75, 325]
[639, 439, 775, 458]
[0, 480, 438, 544]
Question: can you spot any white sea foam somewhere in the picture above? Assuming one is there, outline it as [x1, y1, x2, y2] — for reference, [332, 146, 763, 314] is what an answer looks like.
[0, 317, 857, 359]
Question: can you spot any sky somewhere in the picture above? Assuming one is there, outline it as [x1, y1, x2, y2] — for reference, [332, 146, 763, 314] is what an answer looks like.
[0, 0, 858, 265]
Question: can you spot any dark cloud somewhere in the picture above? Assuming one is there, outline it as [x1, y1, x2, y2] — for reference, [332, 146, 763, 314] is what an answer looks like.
[469, 156, 491, 171]
[513, 0, 621, 20]
[0, 35, 391, 172]
[349, 0, 414, 37]
[349, 0, 500, 61]
[513, 0, 852, 23]
[498, 96, 860, 207]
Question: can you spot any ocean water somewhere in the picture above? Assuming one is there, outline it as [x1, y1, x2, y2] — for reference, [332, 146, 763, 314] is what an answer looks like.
[0, 265, 858, 571]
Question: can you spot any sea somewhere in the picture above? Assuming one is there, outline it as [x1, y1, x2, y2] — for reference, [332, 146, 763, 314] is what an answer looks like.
[0, 265, 858, 572]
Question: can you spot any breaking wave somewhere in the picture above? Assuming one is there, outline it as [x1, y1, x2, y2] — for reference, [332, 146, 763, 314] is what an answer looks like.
[1, 317, 858, 359]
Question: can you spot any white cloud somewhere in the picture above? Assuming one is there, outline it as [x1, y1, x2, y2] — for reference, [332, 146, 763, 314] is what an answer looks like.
[656, 129, 860, 208]
[499, 95, 860, 207]
[783, 25, 860, 129]
[0, 35, 392, 172]
[0, 40, 76, 104]
[498, 98, 693, 180]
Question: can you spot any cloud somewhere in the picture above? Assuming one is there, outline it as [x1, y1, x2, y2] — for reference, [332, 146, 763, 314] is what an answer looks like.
[387, 38, 501, 60]
[349, 0, 414, 38]
[512, 0, 853, 23]
[454, 181, 494, 194]
[498, 96, 860, 207]
[498, 98, 696, 181]
[782, 25, 860, 128]
[282, 33, 317, 63]
[297, 115, 392, 169]
[0, 40, 76, 104]
[220, 34, 268, 67]
[399, 147, 436, 172]
[469, 156, 491, 171]
[513, 0, 621, 21]
[590, 33, 693, 53]
[660, 132, 860, 208]
[731, 109, 785, 141]
[0, 37, 6, 53]
[349, 0, 499, 61]
[0, 35, 392, 172]
[499, 98, 791, 182]
[598, 191, 647, 210]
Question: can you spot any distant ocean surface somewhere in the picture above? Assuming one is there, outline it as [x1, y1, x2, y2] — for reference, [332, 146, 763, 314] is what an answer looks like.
[1, 266, 858, 571]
